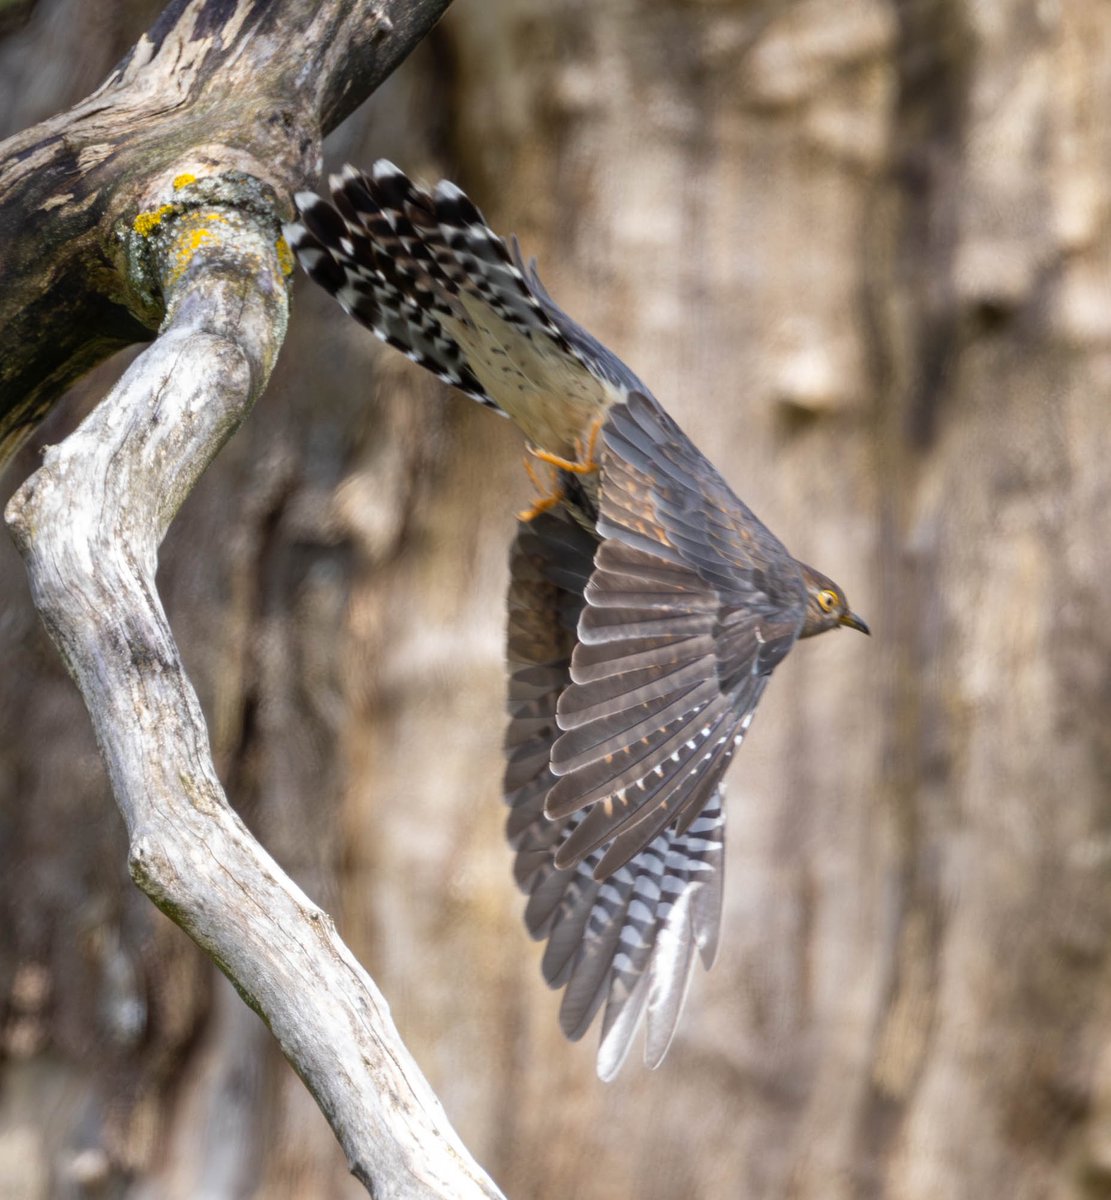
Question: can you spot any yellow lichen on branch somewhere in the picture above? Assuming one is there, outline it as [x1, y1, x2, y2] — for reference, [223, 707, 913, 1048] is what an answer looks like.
[172, 173, 197, 189]
[165, 212, 229, 286]
[275, 236, 295, 277]
[133, 204, 176, 237]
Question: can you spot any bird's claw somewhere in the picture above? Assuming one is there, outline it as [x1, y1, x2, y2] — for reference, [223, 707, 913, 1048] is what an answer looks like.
[518, 455, 564, 522]
[526, 415, 603, 476]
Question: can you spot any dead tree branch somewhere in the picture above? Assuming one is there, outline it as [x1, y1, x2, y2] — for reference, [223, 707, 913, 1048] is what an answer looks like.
[1, 1, 505, 1196]
[0, 0, 451, 465]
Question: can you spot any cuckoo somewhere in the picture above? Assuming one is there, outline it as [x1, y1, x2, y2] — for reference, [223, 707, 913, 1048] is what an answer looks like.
[284, 163, 869, 1081]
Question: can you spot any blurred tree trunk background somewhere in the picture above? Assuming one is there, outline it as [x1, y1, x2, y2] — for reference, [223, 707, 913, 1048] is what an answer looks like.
[1, 0, 1109, 1197]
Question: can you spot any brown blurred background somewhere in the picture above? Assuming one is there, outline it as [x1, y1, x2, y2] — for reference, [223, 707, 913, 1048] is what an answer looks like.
[2, 1, 1110, 1197]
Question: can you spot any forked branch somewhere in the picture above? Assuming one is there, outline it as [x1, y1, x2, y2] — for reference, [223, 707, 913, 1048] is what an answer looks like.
[2, 1, 504, 1196]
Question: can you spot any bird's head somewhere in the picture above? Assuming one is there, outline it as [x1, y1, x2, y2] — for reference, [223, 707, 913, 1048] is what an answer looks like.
[798, 564, 870, 639]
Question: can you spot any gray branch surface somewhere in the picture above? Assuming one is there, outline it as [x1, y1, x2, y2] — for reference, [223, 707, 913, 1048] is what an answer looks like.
[0, 0, 451, 465]
[2, 1, 505, 1197]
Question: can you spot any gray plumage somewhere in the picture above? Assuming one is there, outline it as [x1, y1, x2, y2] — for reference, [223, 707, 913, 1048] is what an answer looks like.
[284, 163, 868, 1079]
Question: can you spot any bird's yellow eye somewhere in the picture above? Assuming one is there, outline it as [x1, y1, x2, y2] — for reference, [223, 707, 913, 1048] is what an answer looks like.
[817, 589, 839, 613]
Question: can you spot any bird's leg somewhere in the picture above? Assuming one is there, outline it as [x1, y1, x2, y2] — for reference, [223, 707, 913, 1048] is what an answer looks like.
[517, 455, 564, 522]
[526, 415, 604, 476]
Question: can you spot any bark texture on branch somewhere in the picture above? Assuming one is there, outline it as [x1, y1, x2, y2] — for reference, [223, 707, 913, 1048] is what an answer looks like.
[5, 201, 499, 1199]
[0, 1, 505, 1197]
[0, 0, 451, 467]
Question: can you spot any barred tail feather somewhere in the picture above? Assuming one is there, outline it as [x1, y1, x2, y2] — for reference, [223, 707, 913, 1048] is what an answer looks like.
[285, 160, 618, 410]
[285, 167, 499, 408]
[286, 161, 649, 452]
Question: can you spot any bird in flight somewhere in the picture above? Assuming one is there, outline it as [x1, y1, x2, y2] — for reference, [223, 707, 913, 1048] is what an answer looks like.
[284, 164, 869, 1080]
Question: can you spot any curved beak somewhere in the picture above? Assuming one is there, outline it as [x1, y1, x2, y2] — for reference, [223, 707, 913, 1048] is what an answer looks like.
[839, 611, 871, 636]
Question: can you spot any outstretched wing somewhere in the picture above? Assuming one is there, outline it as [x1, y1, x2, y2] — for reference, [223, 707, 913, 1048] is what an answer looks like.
[547, 392, 807, 878]
[505, 510, 726, 1079]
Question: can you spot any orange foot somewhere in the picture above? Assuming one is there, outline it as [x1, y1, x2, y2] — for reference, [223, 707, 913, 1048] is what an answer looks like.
[526, 415, 604, 476]
[517, 455, 563, 522]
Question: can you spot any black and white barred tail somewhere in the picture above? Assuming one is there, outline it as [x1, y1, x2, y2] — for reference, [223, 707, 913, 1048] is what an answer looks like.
[284, 162, 644, 420]
[285, 162, 498, 406]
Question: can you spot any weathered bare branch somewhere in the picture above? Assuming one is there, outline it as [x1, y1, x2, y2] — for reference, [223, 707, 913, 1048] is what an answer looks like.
[2, 1, 505, 1196]
[0, 0, 452, 466]
[4, 144, 503, 1200]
